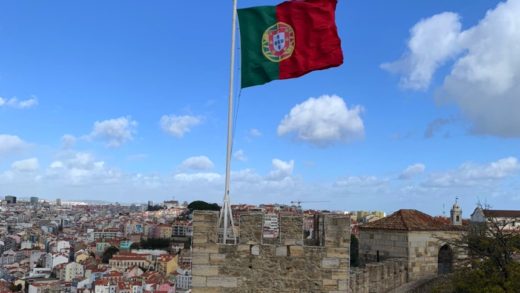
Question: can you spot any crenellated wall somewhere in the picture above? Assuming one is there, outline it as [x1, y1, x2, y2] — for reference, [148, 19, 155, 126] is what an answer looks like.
[349, 259, 408, 293]
[191, 211, 350, 293]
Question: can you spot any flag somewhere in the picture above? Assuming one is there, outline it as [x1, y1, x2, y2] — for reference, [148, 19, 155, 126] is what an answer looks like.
[237, 0, 343, 88]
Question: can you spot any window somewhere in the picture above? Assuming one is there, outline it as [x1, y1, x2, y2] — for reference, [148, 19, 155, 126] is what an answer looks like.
[456, 215, 460, 222]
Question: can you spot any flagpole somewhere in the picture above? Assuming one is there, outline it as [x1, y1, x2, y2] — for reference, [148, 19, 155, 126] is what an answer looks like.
[218, 0, 238, 244]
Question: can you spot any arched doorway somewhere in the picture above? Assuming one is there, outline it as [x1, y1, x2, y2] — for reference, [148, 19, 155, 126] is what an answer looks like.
[438, 244, 453, 274]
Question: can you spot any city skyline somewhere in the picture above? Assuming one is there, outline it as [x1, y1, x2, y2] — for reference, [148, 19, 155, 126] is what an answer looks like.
[1, 0, 520, 215]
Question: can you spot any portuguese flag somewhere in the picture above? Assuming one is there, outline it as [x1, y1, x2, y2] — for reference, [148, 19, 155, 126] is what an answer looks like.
[237, 0, 343, 88]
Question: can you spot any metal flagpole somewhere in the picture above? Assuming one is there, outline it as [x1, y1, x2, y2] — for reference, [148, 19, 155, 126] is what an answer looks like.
[218, 0, 238, 244]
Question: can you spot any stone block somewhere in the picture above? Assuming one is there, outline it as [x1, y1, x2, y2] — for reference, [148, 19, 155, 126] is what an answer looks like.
[251, 245, 260, 256]
[338, 280, 348, 290]
[326, 247, 347, 258]
[289, 245, 304, 257]
[275, 245, 288, 257]
[209, 253, 226, 264]
[206, 276, 238, 288]
[323, 279, 337, 286]
[192, 253, 209, 265]
[192, 264, 219, 276]
[191, 275, 207, 287]
[322, 257, 340, 269]
[193, 243, 219, 254]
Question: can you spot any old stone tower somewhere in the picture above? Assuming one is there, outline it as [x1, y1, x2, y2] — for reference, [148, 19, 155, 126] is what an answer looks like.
[450, 198, 462, 226]
[191, 210, 350, 292]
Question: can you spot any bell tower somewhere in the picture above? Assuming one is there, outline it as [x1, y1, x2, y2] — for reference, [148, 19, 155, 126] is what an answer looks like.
[450, 197, 462, 226]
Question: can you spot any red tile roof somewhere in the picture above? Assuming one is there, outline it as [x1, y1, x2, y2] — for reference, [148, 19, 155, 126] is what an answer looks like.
[483, 209, 520, 218]
[359, 209, 466, 231]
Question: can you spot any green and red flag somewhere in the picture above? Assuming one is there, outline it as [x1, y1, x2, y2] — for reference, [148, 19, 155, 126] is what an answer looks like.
[237, 0, 343, 88]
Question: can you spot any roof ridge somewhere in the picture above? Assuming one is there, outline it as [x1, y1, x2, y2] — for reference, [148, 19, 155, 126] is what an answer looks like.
[399, 210, 409, 231]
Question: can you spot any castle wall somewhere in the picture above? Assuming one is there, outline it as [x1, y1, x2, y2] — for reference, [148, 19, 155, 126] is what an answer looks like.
[191, 211, 350, 293]
[407, 231, 461, 280]
[349, 259, 407, 293]
[359, 230, 408, 264]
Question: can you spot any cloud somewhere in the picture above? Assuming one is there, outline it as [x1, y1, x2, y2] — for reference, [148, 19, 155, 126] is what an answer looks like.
[180, 156, 214, 171]
[45, 151, 122, 185]
[267, 159, 294, 181]
[399, 163, 426, 180]
[160, 114, 202, 138]
[0, 97, 38, 109]
[424, 118, 454, 138]
[233, 149, 247, 162]
[173, 172, 221, 182]
[277, 95, 364, 146]
[0, 135, 28, 155]
[249, 128, 262, 137]
[88, 117, 137, 148]
[381, 12, 463, 90]
[385, 0, 520, 137]
[424, 157, 519, 187]
[11, 158, 39, 172]
[334, 176, 387, 187]
[61, 135, 77, 149]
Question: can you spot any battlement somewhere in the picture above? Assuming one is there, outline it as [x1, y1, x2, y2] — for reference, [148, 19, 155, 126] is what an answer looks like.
[191, 210, 350, 292]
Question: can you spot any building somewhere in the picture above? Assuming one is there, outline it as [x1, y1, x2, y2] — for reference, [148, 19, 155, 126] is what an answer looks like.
[5, 196, 16, 204]
[30, 197, 39, 205]
[56, 198, 61, 206]
[156, 254, 178, 276]
[152, 224, 172, 239]
[359, 207, 466, 280]
[108, 253, 151, 270]
[470, 207, 520, 231]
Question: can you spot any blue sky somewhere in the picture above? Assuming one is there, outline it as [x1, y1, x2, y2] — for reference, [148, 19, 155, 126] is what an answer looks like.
[1, 0, 520, 216]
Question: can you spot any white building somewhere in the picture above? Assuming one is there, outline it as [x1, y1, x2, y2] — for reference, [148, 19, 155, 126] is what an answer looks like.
[45, 253, 68, 269]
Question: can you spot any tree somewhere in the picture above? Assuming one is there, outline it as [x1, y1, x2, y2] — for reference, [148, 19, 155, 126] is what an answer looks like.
[436, 211, 520, 292]
[102, 246, 119, 264]
[187, 200, 220, 212]
[350, 234, 360, 267]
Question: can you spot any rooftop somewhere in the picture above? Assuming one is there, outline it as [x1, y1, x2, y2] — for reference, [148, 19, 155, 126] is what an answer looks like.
[360, 209, 466, 231]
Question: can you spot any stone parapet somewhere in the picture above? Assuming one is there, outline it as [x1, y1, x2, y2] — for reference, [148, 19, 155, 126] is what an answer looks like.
[349, 259, 407, 293]
[192, 211, 350, 292]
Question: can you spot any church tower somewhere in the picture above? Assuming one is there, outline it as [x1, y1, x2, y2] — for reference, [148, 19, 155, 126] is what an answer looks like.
[450, 197, 462, 226]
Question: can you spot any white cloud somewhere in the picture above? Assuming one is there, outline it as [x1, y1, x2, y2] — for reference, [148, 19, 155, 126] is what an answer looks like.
[11, 158, 39, 172]
[381, 12, 463, 90]
[233, 149, 247, 162]
[0, 135, 28, 155]
[249, 128, 262, 137]
[399, 163, 426, 180]
[180, 156, 214, 171]
[277, 95, 364, 146]
[45, 151, 122, 185]
[385, 0, 520, 137]
[0, 97, 38, 109]
[334, 176, 387, 187]
[61, 135, 76, 149]
[174, 172, 221, 182]
[88, 117, 137, 147]
[424, 157, 519, 187]
[160, 114, 202, 138]
[267, 159, 294, 181]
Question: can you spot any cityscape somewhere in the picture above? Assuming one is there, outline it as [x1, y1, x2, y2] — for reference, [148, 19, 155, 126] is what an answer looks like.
[2, 0, 520, 292]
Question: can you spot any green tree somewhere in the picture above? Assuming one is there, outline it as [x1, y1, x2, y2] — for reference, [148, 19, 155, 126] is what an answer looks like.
[437, 212, 520, 292]
[350, 234, 360, 267]
[187, 200, 220, 212]
[102, 246, 119, 264]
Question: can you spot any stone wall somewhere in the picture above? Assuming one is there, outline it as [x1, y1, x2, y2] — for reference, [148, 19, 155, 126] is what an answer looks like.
[359, 229, 463, 281]
[349, 259, 407, 293]
[407, 231, 461, 280]
[191, 211, 350, 293]
[359, 230, 408, 264]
